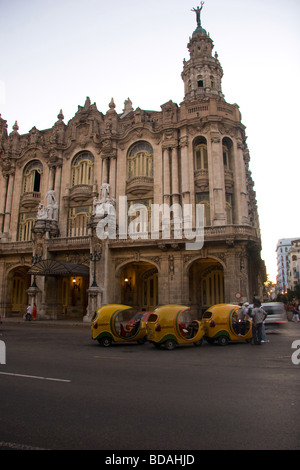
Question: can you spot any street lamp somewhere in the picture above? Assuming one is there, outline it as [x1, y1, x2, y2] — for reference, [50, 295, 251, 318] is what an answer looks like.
[31, 254, 42, 288]
[90, 249, 101, 287]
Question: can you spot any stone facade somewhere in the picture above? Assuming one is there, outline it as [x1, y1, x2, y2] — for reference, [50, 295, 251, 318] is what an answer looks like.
[0, 12, 266, 320]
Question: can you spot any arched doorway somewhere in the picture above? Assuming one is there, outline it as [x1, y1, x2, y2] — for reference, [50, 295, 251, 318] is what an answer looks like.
[188, 258, 224, 316]
[120, 261, 158, 311]
[59, 275, 89, 319]
[8, 266, 31, 316]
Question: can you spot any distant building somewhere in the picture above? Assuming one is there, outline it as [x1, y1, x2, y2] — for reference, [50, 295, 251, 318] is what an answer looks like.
[276, 238, 295, 293]
[288, 239, 300, 291]
[0, 7, 265, 320]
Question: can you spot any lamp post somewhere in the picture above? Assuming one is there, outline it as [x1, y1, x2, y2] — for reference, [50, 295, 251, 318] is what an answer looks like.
[31, 254, 42, 288]
[90, 249, 101, 287]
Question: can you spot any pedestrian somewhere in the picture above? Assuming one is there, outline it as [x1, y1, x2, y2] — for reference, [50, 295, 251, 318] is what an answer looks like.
[239, 302, 251, 320]
[261, 314, 269, 342]
[25, 304, 32, 321]
[292, 304, 300, 322]
[32, 303, 37, 320]
[238, 302, 251, 336]
[250, 300, 267, 345]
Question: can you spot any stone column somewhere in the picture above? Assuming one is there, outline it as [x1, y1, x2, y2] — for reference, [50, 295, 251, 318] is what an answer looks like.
[109, 156, 116, 199]
[54, 164, 62, 202]
[171, 146, 179, 204]
[210, 132, 226, 225]
[235, 140, 249, 224]
[3, 172, 15, 233]
[0, 174, 8, 232]
[102, 157, 109, 184]
[180, 135, 190, 205]
[48, 166, 56, 190]
[163, 148, 171, 205]
[85, 217, 103, 321]
[84, 287, 101, 322]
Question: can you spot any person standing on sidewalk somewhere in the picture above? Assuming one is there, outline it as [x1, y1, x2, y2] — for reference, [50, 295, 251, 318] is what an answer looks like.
[25, 304, 33, 321]
[32, 303, 37, 320]
[251, 300, 267, 345]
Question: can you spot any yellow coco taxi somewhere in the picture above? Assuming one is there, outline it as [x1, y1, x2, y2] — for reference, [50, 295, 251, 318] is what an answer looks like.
[202, 304, 252, 346]
[91, 304, 148, 346]
[146, 304, 205, 350]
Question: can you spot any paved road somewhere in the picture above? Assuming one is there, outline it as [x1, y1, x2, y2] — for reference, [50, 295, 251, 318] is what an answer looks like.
[0, 319, 299, 450]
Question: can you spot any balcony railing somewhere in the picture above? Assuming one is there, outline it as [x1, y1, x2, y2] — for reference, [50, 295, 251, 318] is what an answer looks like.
[20, 191, 41, 208]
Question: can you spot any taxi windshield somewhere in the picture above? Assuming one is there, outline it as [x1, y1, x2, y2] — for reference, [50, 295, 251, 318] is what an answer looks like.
[114, 309, 141, 338]
[177, 309, 199, 340]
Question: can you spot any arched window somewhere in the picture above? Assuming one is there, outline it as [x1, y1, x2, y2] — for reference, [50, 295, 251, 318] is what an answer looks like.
[68, 206, 92, 237]
[17, 212, 36, 241]
[196, 193, 211, 226]
[22, 161, 43, 194]
[71, 152, 94, 187]
[222, 138, 233, 171]
[194, 137, 208, 170]
[127, 142, 153, 180]
[197, 75, 204, 88]
[223, 145, 230, 169]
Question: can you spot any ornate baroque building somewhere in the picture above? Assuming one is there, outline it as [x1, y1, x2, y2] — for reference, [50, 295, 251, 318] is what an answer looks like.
[0, 8, 266, 320]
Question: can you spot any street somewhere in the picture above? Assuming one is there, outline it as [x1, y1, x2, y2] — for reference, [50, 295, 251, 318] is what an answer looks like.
[0, 319, 299, 451]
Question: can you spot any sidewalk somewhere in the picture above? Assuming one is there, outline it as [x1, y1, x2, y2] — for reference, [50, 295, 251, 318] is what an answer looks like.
[1, 316, 90, 327]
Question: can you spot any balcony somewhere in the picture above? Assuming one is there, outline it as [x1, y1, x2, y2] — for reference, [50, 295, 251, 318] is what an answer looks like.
[68, 184, 93, 203]
[47, 236, 90, 251]
[20, 192, 41, 209]
[126, 176, 154, 196]
[108, 224, 259, 249]
[194, 169, 209, 190]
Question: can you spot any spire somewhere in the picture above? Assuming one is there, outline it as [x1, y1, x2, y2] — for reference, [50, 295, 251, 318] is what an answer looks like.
[181, 5, 224, 102]
[57, 109, 64, 121]
[12, 121, 19, 132]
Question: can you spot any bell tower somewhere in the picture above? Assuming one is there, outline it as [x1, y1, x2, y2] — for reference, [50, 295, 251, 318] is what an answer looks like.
[182, 2, 224, 102]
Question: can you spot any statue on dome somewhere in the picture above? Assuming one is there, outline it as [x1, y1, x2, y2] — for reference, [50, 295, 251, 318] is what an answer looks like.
[191, 2, 205, 27]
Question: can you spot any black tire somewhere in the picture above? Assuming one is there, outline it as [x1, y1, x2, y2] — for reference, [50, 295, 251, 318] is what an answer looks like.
[98, 337, 112, 347]
[218, 335, 229, 346]
[193, 339, 203, 346]
[164, 339, 176, 350]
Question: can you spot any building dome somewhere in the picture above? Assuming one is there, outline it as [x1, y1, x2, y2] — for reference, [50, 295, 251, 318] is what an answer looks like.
[193, 25, 207, 36]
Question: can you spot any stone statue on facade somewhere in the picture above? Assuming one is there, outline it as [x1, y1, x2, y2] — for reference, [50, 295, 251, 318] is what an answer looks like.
[37, 190, 58, 221]
[92, 183, 116, 217]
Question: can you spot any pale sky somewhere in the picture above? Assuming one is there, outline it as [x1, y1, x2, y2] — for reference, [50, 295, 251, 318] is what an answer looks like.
[1, 0, 300, 283]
